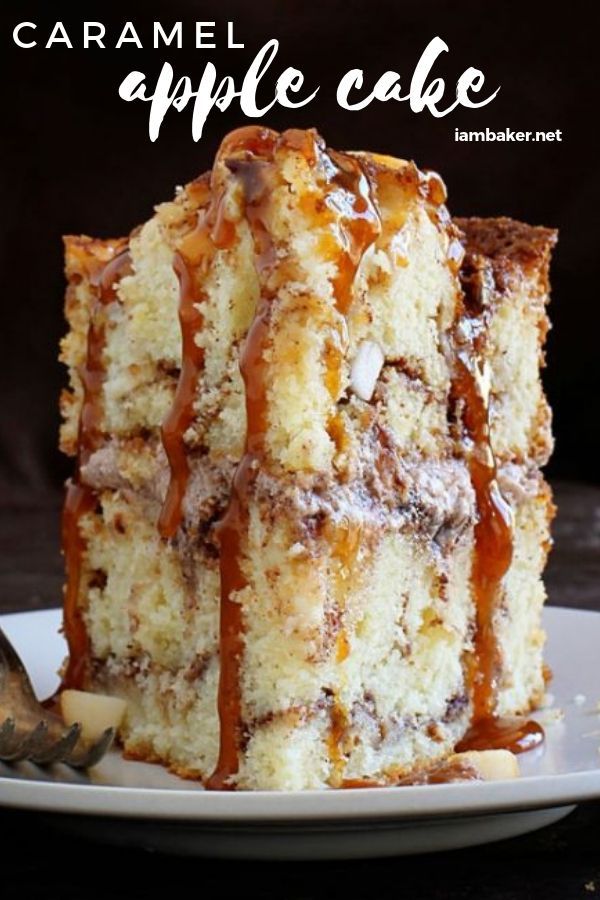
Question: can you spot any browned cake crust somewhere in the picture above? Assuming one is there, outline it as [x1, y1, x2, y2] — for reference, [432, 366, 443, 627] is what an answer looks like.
[456, 217, 557, 287]
[456, 216, 556, 468]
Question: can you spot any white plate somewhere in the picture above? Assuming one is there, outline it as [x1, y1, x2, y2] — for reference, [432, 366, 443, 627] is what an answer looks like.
[0, 606, 599, 859]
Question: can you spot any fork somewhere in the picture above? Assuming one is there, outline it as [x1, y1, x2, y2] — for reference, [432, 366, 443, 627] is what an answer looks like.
[0, 625, 114, 768]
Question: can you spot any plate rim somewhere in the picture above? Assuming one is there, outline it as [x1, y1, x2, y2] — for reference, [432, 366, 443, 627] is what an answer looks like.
[1, 605, 599, 823]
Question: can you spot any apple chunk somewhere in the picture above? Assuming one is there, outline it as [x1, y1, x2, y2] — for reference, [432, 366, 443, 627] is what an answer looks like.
[451, 749, 520, 781]
[60, 690, 127, 743]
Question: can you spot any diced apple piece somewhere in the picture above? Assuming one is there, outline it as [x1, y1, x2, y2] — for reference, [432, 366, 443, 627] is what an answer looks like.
[451, 749, 520, 781]
[60, 690, 127, 743]
[350, 340, 385, 402]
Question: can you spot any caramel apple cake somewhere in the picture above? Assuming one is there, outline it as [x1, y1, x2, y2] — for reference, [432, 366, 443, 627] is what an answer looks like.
[59, 126, 556, 789]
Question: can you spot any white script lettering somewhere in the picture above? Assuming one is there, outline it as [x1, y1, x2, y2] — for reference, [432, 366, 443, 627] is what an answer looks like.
[118, 39, 318, 141]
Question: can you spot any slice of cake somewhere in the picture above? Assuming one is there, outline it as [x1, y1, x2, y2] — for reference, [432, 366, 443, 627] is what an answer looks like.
[59, 127, 556, 789]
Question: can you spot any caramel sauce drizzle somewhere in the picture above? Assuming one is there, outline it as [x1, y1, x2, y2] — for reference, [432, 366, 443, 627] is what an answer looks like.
[414, 171, 542, 756]
[206, 128, 380, 788]
[206, 127, 279, 790]
[208, 200, 281, 789]
[62, 247, 132, 689]
[327, 701, 350, 782]
[206, 454, 253, 789]
[341, 757, 479, 789]
[320, 149, 380, 783]
[450, 295, 544, 755]
[159, 140, 277, 788]
[455, 715, 543, 754]
[158, 252, 206, 539]
[158, 178, 236, 540]
[327, 149, 381, 315]
[62, 481, 97, 690]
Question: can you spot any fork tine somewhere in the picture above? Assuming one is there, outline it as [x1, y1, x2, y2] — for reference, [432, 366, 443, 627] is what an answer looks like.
[66, 727, 115, 769]
[0, 720, 48, 762]
[1, 624, 115, 770]
[30, 722, 81, 765]
[23, 720, 51, 758]
[0, 718, 24, 760]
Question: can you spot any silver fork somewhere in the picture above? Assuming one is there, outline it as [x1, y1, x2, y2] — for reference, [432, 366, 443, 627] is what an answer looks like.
[0, 625, 114, 768]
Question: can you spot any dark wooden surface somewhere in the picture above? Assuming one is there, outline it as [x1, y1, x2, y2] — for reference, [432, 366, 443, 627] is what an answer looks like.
[0, 481, 598, 898]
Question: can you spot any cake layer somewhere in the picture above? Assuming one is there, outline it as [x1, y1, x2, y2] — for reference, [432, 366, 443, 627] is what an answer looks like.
[61, 139, 460, 471]
[81, 464, 551, 788]
[61, 216, 554, 477]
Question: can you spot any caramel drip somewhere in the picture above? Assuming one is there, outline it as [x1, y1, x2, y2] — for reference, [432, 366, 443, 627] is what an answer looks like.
[327, 701, 350, 784]
[332, 524, 360, 660]
[206, 128, 380, 789]
[319, 150, 380, 783]
[341, 758, 480, 789]
[323, 339, 344, 400]
[207, 268, 275, 789]
[79, 251, 132, 459]
[327, 149, 381, 315]
[219, 125, 281, 162]
[158, 183, 236, 540]
[158, 253, 205, 539]
[455, 715, 544, 755]
[453, 345, 513, 721]
[62, 249, 132, 689]
[451, 297, 544, 753]
[62, 481, 97, 689]
[336, 630, 350, 664]
[206, 127, 279, 790]
[327, 412, 349, 456]
[206, 456, 253, 789]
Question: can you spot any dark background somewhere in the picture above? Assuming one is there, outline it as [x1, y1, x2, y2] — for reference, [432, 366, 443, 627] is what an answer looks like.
[1, 3, 599, 893]
[1, 0, 599, 494]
